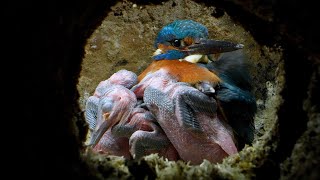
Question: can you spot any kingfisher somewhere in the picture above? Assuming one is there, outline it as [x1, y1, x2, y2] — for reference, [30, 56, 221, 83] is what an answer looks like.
[86, 20, 257, 164]
[135, 19, 257, 149]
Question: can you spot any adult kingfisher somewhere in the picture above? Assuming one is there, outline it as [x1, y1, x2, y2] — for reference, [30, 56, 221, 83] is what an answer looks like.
[87, 20, 257, 164]
[135, 19, 257, 150]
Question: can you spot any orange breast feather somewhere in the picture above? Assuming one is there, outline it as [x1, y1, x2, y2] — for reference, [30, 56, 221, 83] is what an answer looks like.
[138, 60, 221, 85]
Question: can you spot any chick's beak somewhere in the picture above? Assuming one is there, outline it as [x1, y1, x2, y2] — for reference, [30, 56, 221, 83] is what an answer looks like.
[89, 112, 113, 147]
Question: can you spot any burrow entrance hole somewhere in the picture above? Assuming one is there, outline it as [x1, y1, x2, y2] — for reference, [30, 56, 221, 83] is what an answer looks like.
[77, 0, 284, 178]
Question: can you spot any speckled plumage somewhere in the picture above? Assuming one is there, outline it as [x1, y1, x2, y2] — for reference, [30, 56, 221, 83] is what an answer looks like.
[154, 20, 209, 48]
[138, 70, 237, 164]
[153, 19, 243, 60]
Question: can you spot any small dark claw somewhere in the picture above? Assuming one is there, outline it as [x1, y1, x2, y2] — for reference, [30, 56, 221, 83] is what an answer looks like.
[195, 81, 216, 95]
[136, 101, 149, 110]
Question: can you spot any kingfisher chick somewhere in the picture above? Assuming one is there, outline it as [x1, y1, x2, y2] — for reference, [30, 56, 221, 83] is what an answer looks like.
[86, 70, 138, 148]
[86, 70, 178, 160]
[135, 19, 256, 149]
[138, 69, 238, 164]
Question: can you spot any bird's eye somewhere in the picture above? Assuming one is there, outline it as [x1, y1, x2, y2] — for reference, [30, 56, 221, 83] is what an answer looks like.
[171, 39, 181, 47]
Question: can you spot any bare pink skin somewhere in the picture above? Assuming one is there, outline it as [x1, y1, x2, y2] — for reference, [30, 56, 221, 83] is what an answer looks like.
[93, 131, 131, 159]
[87, 69, 236, 163]
[91, 107, 179, 160]
[85, 70, 137, 156]
[117, 107, 179, 161]
[133, 69, 237, 164]
[86, 70, 178, 160]
[85, 70, 138, 131]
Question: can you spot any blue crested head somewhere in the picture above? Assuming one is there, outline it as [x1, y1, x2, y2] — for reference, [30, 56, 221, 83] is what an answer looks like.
[152, 19, 244, 61]
[154, 20, 209, 48]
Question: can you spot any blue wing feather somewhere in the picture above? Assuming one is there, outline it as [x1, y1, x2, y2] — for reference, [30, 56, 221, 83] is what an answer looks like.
[204, 50, 257, 148]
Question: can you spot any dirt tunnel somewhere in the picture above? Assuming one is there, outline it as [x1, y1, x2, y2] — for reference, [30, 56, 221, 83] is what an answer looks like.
[24, 0, 319, 179]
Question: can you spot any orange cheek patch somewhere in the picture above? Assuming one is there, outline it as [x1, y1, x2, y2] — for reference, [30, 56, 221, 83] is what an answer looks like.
[183, 37, 194, 46]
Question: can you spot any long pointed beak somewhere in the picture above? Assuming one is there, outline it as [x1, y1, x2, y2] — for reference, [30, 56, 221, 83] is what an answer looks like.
[88, 113, 112, 147]
[186, 39, 244, 55]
